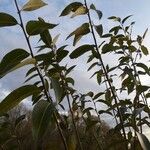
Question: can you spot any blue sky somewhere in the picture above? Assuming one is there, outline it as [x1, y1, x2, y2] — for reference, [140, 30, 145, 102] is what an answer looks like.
[0, 0, 150, 138]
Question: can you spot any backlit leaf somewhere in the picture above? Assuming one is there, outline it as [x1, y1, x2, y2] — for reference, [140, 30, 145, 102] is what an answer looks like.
[32, 100, 54, 141]
[67, 23, 90, 45]
[0, 85, 40, 115]
[0, 49, 30, 78]
[60, 2, 83, 16]
[22, 0, 47, 11]
[71, 6, 87, 18]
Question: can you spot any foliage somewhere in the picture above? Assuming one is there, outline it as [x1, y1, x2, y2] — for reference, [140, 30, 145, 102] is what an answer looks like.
[0, 0, 150, 149]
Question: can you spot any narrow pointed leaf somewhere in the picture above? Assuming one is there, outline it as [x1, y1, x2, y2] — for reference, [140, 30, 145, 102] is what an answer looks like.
[122, 15, 132, 24]
[26, 20, 57, 36]
[0, 85, 40, 114]
[70, 44, 94, 59]
[51, 77, 63, 103]
[0, 13, 18, 27]
[141, 45, 149, 55]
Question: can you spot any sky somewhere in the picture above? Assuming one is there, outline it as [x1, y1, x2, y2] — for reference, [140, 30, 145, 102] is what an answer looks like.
[0, 0, 150, 138]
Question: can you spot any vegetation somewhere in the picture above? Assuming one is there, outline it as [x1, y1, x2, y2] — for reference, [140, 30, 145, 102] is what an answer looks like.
[0, 0, 150, 149]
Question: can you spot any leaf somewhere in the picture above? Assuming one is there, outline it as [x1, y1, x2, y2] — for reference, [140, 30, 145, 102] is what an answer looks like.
[67, 23, 90, 46]
[22, 0, 47, 11]
[136, 63, 149, 75]
[26, 20, 57, 36]
[137, 85, 149, 95]
[141, 45, 149, 55]
[102, 44, 119, 54]
[0, 49, 30, 78]
[108, 16, 121, 22]
[40, 30, 52, 48]
[32, 100, 54, 141]
[0, 13, 18, 27]
[143, 28, 148, 39]
[0, 85, 40, 115]
[122, 15, 132, 24]
[51, 77, 63, 103]
[136, 132, 150, 150]
[60, 2, 83, 16]
[2, 58, 36, 79]
[52, 34, 60, 45]
[56, 45, 69, 62]
[94, 24, 103, 37]
[71, 6, 87, 18]
[109, 26, 122, 35]
[70, 44, 94, 59]
[97, 71, 102, 85]
[90, 4, 102, 20]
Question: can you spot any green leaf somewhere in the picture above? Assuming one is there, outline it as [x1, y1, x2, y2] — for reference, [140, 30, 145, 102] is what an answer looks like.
[26, 20, 57, 36]
[71, 6, 87, 18]
[70, 44, 94, 59]
[1, 58, 36, 79]
[0, 85, 40, 115]
[0, 13, 18, 27]
[97, 71, 102, 85]
[10, 58, 36, 72]
[60, 2, 83, 16]
[136, 132, 150, 150]
[102, 44, 119, 54]
[141, 45, 149, 55]
[56, 45, 69, 62]
[22, 0, 47, 11]
[136, 63, 149, 75]
[137, 85, 149, 95]
[0, 49, 30, 78]
[32, 100, 54, 141]
[143, 28, 148, 39]
[40, 30, 52, 48]
[67, 23, 90, 46]
[51, 77, 63, 103]
[94, 24, 103, 37]
[122, 15, 132, 24]
[109, 26, 122, 35]
[108, 16, 121, 22]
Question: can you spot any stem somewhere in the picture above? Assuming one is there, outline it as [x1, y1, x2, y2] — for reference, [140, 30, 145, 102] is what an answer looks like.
[59, 72, 83, 150]
[13, 1, 68, 149]
[66, 94, 83, 150]
[84, 0, 127, 141]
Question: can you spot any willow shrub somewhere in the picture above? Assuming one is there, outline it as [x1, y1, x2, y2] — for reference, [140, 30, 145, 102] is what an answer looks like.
[0, 0, 150, 150]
